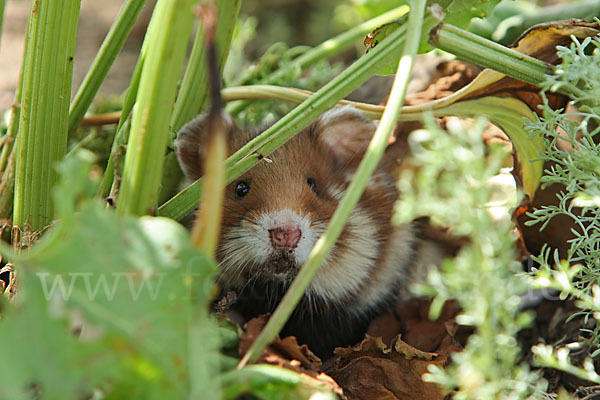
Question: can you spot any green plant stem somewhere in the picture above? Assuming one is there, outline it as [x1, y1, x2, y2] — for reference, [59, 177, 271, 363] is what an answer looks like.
[159, 13, 414, 221]
[0, 67, 26, 219]
[0, 100, 21, 175]
[170, 0, 241, 132]
[221, 84, 431, 119]
[115, 0, 195, 216]
[430, 23, 552, 86]
[68, 0, 147, 135]
[226, 5, 409, 116]
[430, 23, 592, 101]
[97, 50, 146, 199]
[237, 0, 427, 367]
[13, 0, 81, 234]
[0, 153, 15, 219]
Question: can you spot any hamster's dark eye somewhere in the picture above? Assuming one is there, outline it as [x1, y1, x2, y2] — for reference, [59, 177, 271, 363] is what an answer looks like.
[235, 181, 250, 199]
[307, 177, 318, 194]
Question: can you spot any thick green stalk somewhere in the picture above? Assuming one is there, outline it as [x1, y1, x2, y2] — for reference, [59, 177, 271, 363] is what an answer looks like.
[116, 0, 196, 216]
[226, 5, 409, 115]
[238, 0, 427, 367]
[430, 23, 552, 86]
[13, 0, 81, 233]
[68, 0, 147, 135]
[159, 17, 412, 221]
[170, 0, 241, 132]
[430, 23, 592, 101]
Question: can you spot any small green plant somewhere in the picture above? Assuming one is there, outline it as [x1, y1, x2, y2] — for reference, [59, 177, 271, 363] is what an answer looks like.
[525, 36, 600, 297]
[391, 32, 600, 399]
[522, 35, 600, 384]
[394, 118, 547, 399]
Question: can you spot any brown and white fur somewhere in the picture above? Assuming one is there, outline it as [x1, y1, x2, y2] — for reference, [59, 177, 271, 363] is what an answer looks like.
[175, 106, 445, 357]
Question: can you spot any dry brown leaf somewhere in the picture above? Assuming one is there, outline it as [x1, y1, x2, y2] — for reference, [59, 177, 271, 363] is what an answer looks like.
[325, 335, 446, 400]
[514, 175, 578, 259]
[238, 315, 345, 397]
[405, 60, 480, 106]
[367, 311, 403, 347]
[239, 314, 323, 373]
[511, 20, 600, 62]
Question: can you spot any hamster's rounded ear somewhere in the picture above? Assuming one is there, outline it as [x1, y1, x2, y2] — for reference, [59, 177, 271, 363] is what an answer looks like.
[174, 111, 235, 181]
[313, 105, 377, 168]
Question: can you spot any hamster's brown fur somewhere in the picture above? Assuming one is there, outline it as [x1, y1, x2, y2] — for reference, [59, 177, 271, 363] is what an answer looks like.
[175, 106, 444, 357]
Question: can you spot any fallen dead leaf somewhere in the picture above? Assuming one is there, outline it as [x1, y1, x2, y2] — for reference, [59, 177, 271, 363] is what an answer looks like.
[238, 314, 345, 397]
[239, 314, 323, 373]
[325, 335, 447, 400]
[513, 172, 579, 259]
[404, 60, 480, 106]
[396, 299, 461, 354]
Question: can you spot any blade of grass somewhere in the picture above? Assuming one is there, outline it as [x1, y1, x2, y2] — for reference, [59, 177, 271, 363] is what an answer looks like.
[115, 0, 196, 216]
[158, 12, 413, 221]
[189, 3, 226, 258]
[68, 0, 148, 135]
[238, 0, 427, 367]
[187, 8, 224, 398]
[13, 0, 81, 236]
[170, 0, 241, 133]
[190, 116, 226, 253]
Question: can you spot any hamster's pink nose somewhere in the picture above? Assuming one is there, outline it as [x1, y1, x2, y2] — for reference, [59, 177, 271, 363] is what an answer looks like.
[269, 227, 301, 248]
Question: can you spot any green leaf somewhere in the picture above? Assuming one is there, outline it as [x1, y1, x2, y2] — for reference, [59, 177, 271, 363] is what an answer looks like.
[0, 152, 219, 398]
[439, 0, 500, 27]
[221, 365, 337, 400]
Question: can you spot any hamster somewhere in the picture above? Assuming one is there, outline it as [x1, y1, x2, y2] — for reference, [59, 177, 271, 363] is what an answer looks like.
[175, 106, 444, 357]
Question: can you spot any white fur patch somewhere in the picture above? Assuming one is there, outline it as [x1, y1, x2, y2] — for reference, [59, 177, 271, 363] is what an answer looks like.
[319, 105, 374, 127]
[356, 223, 416, 309]
[308, 207, 379, 305]
[327, 184, 346, 201]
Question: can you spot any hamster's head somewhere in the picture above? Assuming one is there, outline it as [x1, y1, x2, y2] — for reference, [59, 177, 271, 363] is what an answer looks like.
[175, 106, 399, 306]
